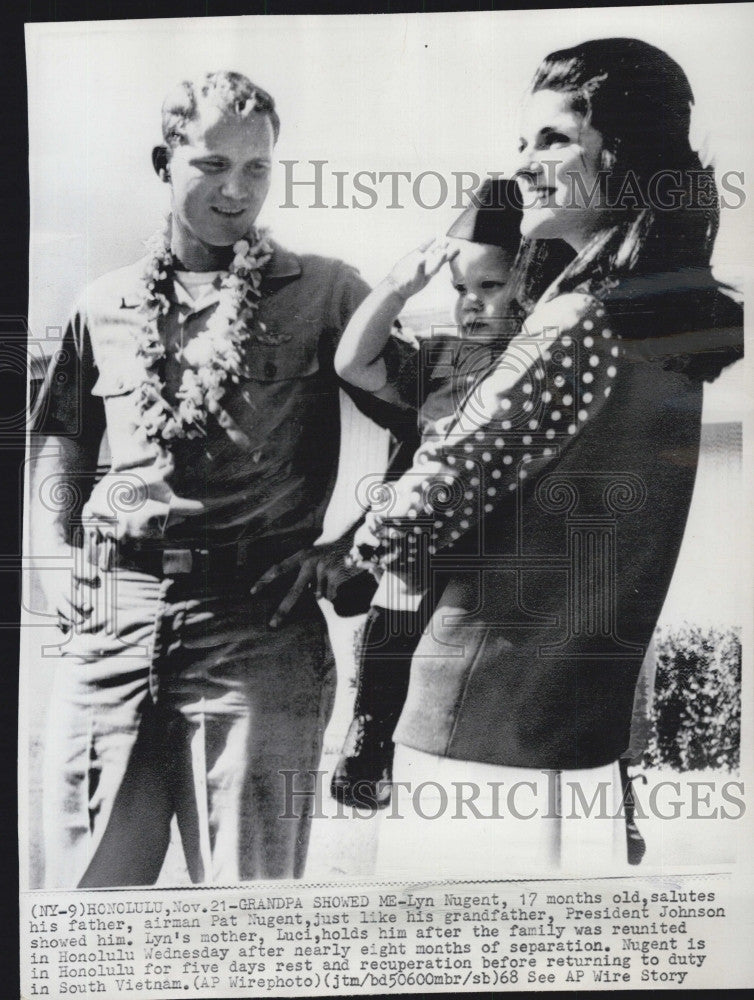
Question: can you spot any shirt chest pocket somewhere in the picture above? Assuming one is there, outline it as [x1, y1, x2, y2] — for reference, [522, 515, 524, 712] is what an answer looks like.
[245, 339, 321, 386]
[234, 341, 325, 445]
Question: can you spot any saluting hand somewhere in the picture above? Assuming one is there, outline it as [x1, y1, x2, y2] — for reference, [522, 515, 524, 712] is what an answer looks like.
[383, 238, 459, 301]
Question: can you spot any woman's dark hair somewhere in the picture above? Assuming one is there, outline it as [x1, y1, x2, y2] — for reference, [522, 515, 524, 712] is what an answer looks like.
[512, 238, 575, 315]
[527, 38, 719, 298]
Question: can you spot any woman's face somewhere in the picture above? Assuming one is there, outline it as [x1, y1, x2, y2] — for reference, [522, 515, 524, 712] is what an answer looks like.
[515, 88, 607, 251]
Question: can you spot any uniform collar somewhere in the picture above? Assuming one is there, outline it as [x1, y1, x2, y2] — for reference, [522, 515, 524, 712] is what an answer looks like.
[157, 239, 302, 282]
[170, 272, 224, 315]
[158, 240, 302, 315]
[263, 241, 302, 282]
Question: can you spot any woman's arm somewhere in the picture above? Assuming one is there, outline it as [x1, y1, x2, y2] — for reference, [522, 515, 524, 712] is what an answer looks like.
[353, 292, 621, 565]
[334, 239, 457, 395]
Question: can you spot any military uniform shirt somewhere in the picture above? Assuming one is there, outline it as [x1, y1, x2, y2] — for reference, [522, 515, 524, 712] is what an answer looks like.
[33, 241, 382, 549]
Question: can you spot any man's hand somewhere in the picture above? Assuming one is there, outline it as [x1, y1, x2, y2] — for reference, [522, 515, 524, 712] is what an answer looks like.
[44, 565, 101, 633]
[250, 535, 364, 628]
[82, 473, 205, 540]
[39, 526, 108, 633]
[383, 238, 459, 301]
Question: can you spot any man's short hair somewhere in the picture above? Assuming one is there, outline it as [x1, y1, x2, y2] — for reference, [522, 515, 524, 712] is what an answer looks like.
[161, 71, 280, 148]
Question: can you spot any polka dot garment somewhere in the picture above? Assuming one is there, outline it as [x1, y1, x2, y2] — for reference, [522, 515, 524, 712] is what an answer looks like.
[365, 293, 621, 567]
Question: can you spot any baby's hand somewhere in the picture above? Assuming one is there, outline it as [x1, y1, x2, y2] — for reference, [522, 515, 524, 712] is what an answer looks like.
[383, 238, 458, 301]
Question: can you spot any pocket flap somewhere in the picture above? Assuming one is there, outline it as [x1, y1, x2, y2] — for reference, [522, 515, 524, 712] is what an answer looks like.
[245, 336, 320, 382]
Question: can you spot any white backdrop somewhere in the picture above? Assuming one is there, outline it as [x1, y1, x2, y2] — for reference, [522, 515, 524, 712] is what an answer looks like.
[25, 5, 752, 618]
[27, 6, 752, 312]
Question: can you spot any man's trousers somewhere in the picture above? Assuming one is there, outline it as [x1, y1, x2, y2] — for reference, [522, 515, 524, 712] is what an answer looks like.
[42, 567, 336, 887]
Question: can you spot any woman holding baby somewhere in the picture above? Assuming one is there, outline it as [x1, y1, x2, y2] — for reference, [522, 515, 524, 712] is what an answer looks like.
[332, 37, 743, 875]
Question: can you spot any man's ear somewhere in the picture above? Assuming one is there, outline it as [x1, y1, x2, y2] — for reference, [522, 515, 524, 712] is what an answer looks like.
[152, 145, 171, 181]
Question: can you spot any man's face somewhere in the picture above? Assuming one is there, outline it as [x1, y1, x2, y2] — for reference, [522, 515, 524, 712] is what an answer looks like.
[167, 105, 274, 249]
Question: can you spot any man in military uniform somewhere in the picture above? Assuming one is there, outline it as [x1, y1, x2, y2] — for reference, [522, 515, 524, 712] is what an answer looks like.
[29, 71, 387, 886]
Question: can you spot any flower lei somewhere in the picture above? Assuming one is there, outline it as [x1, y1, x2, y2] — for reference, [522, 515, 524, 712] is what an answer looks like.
[135, 220, 272, 450]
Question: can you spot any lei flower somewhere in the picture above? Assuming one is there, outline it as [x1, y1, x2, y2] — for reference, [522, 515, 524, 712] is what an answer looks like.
[135, 219, 272, 451]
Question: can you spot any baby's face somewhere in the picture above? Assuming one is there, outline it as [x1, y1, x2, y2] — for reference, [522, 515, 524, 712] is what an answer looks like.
[449, 241, 518, 340]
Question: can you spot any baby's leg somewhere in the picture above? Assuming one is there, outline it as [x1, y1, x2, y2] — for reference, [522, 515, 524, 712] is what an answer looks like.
[331, 603, 427, 808]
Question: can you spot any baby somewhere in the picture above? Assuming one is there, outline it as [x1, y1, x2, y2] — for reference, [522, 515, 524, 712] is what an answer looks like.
[331, 178, 556, 808]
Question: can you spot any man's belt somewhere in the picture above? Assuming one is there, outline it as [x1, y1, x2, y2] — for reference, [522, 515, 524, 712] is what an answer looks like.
[122, 546, 227, 578]
[115, 536, 306, 583]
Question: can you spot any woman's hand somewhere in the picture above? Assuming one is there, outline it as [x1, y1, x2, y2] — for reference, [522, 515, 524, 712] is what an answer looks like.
[383, 238, 458, 302]
[348, 517, 386, 569]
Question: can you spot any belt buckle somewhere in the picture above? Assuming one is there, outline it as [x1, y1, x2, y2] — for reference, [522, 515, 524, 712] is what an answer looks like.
[162, 548, 193, 575]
